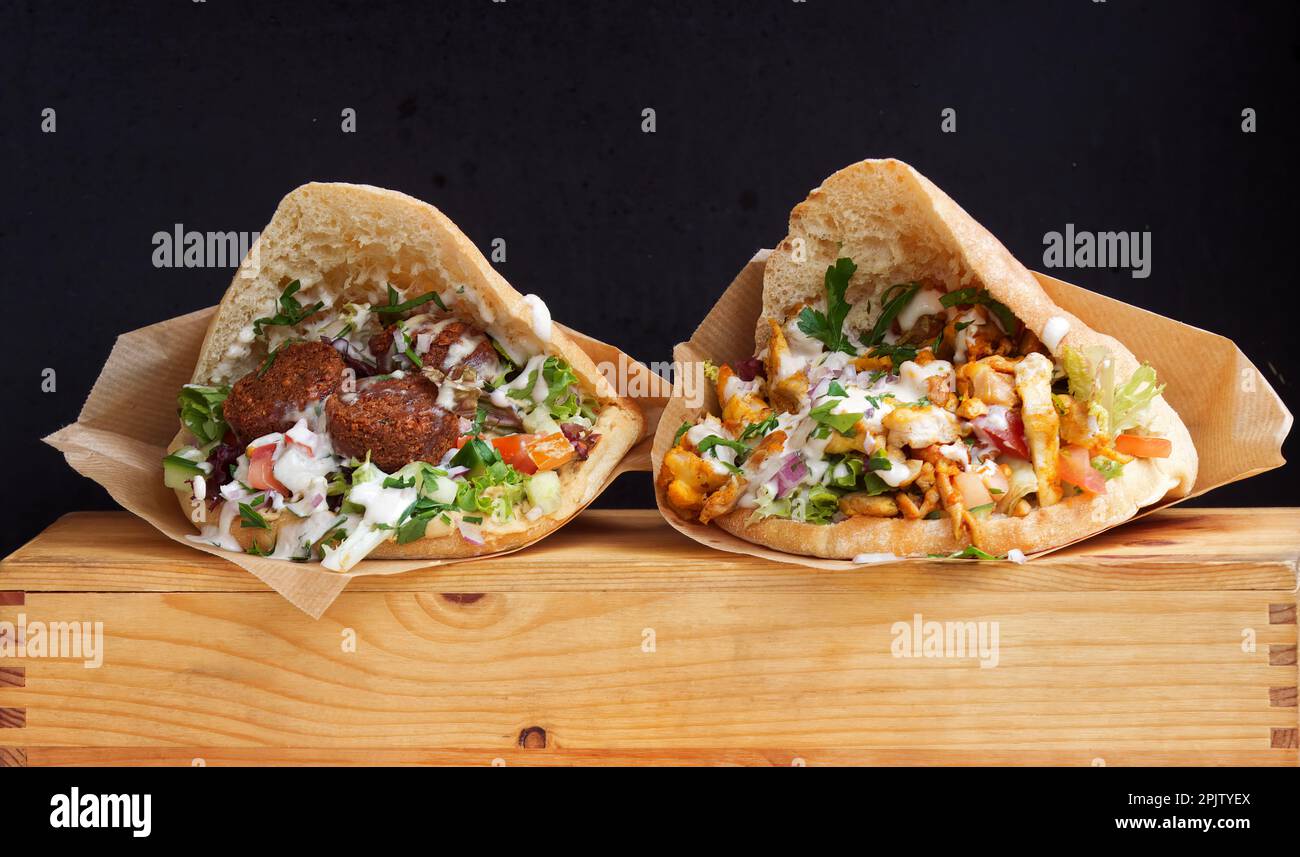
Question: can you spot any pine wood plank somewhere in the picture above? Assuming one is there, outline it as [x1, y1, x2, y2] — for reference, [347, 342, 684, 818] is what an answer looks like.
[1, 508, 1294, 766]
[12, 747, 1294, 767]
[2, 508, 1297, 594]
[0, 590, 1293, 761]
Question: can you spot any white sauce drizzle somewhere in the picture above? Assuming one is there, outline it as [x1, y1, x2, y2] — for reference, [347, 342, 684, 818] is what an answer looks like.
[523, 294, 552, 344]
[1041, 315, 1070, 352]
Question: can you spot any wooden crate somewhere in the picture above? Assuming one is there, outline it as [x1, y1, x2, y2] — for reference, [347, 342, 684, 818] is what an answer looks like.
[0, 508, 1295, 767]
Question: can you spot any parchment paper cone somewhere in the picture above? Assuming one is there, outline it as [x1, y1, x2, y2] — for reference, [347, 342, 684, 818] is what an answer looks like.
[651, 250, 1293, 566]
[44, 309, 668, 619]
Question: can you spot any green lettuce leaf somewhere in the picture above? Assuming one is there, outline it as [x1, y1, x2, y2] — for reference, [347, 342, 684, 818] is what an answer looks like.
[177, 384, 230, 446]
[1109, 364, 1165, 435]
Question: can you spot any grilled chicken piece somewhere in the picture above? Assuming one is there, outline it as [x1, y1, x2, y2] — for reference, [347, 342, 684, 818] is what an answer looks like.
[659, 445, 732, 520]
[717, 363, 772, 436]
[950, 308, 1015, 363]
[897, 461, 939, 519]
[839, 492, 900, 518]
[956, 396, 988, 419]
[764, 319, 810, 413]
[897, 487, 940, 520]
[956, 359, 1020, 407]
[912, 447, 982, 545]
[852, 354, 893, 374]
[1054, 394, 1103, 449]
[1014, 352, 1063, 507]
[936, 461, 982, 545]
[746, 430, 788, 470]
[926, 375, 956, 410]
[1016, 326, 1047, 357]
[824, 421, 873, 455]
[882, 404, 961, 449]
[699, 476, 743, 525]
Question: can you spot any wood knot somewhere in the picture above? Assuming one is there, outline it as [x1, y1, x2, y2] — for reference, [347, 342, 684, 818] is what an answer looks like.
[440, 593, 484, 605]
[518, 726, 547, 749]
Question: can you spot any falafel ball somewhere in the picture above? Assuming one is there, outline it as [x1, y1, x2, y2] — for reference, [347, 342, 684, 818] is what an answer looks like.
[325, 374, 461, 471]
[223, 341, 345, 443]
[424, 320, 500, 375]
[371, 319, 500, 377]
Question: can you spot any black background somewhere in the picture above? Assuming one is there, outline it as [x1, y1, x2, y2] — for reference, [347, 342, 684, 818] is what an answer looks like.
[9, 766, 1292, 844]
[2, 0, 1296, 555]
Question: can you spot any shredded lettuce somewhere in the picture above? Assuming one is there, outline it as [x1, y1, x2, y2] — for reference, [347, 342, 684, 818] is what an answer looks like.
[1061, 346, 1095, 402]
[749, 495, 791, 523]
[1000, 457, 1038, 510]
[1110, 364, 1164, 435]
[826, 455, 864, 489]
[453, 453, 529, 522]
[541, 357, 584, 420]
[1059, 346, 1163, 438]
[799, 485, 842, 524]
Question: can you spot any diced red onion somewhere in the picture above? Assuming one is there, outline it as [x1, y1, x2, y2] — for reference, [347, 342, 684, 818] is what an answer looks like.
[444, 465, 469, 478]
[458, 518, 484, 546]
[774, 454, 808, 498]
[732, 357, 764, 382]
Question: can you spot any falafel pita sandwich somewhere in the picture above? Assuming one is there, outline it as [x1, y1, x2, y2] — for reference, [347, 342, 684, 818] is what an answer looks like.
[46, 183, 647, 616]
[656, 158, 1215, 559]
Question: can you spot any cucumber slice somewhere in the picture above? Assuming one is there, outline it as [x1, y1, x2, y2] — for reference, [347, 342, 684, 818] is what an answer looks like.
[163, 453, 205, 490]
[525, 470, 562, 514]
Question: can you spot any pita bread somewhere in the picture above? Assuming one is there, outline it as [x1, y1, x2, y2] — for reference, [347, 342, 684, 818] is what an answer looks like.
[170, 182, 642, 560]
[664, 159, 1196, 558]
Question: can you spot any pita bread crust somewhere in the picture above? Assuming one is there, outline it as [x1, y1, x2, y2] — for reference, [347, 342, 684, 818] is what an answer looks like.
[683, 158, 1197, 558]
[175, 183, 641, 559]
[715, 456, 1177, 559]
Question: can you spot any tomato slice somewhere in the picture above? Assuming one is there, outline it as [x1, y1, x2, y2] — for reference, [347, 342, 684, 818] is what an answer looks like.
[491, 434, 538, 475]
[954, 470, 993, 510]
[974, 409, 1030, 459]
[1058, 444, 1106, 494]
[1114, 434, 1171, 459]
[247, 443, 289, 495]
[528, 432, 576, 472]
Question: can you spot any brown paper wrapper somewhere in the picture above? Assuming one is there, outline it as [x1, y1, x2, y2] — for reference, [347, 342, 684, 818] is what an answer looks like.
[44, 311, 667, 618]
[652, 250, 1293, 566]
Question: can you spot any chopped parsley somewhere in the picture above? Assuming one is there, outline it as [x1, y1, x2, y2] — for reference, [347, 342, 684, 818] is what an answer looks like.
[796, 258, 857, 355]
[696, 435, 748, 458]
[929, 545, 1003, 560]
[238, 501, 271, 530]
[738, 414, 779, 441]
[939, 287, 1020, 335]
[253, 280, 324, 337]
[809, 400, 861, 436]
[867, 341, 920, 370]
[373, 283, 442, 315]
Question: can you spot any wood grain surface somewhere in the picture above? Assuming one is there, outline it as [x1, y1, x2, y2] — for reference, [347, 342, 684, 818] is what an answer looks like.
[0, 508, 1296, 767]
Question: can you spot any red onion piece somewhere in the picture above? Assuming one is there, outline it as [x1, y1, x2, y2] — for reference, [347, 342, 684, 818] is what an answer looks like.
[733, 357, 765, 382]
[458, 518, 484, 546]
[774, 454, 808, 498]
